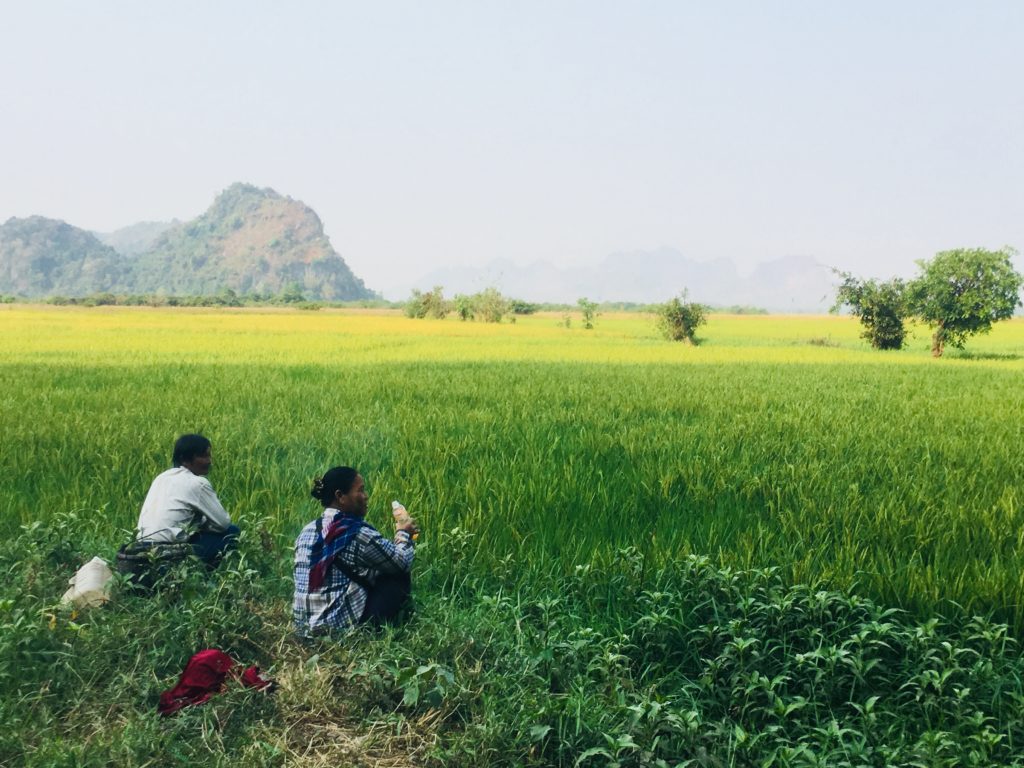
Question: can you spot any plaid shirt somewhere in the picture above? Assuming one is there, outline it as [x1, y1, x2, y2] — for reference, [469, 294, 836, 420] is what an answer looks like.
[293, 508, 415, 635]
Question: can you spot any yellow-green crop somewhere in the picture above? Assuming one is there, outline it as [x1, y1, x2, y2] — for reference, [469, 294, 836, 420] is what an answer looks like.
[2, 305, 1023, 628]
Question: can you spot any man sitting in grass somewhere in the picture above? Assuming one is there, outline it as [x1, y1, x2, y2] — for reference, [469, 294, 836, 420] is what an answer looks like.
[132, 433, 240, 569]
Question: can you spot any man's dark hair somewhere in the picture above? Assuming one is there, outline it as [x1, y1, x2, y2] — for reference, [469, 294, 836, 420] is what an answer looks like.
[311, 466, 358, 505]
[173, 434, 211, 467]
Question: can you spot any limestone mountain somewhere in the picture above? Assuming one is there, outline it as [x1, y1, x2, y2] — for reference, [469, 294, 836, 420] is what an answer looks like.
[397, 249, 836, 311]
[131, 183, 372, 300]
[95, 220, 177, 257]
[0, 216, 129, 296]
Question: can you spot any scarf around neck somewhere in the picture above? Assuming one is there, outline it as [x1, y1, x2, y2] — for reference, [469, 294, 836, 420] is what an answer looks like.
[308, 509, 367, 591]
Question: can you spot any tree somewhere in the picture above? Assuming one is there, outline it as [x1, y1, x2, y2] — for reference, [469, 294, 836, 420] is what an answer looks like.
[909, 247, 1022, 357]
[404, 285, 450, 319]
[277, 282, 305, 304]
[509, 299, 539, 315]
[454, 294, 475, 321]
[473, 287, 510, 323]
[656, 292, 707, 344]
[832, 273, 909, 350]
[577, 297, 598, 329]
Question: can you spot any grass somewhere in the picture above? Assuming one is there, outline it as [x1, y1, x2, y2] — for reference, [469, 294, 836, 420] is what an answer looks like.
[1, 305, 1024, 765]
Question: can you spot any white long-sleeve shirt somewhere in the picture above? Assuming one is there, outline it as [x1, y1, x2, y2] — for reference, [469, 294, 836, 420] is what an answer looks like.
[136, 467, 232, 543]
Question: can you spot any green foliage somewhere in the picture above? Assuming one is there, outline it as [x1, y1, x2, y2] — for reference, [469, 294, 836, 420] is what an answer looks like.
[80, 292, 118, 307]
[4, 308, 1024, 764]
[405, 285, 450, 319]
[656, 293, 707, 343]
[832, 273, 909, 349]
[472, 287, 510, 323]
[0, 509, 283, 766]
[577, 297, 598, 330]
[909, 247, 1023, 357]
[216, 287, 242, 307]
[454, 293, 475, 321]
[5, 509, 1023, 766]
[509, 299, 539, 315]
[275, 282, 306, 304]
[0, 184, 375, 301]
[0, 216, 129, 297]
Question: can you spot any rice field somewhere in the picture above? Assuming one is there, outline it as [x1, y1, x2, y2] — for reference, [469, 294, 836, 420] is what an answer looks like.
[2, 304, 1023, 766]
[2, 305, 1022, 626]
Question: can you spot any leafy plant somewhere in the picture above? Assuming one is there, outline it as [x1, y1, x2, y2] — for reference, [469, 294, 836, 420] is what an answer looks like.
[832, 272, 909, 349]
[405, 285, 450, 319]
[473, 287, 510, 323]
[908, 247, 1023, 357]
[656, 292, 706, 343]
[578, 297, 598, 330]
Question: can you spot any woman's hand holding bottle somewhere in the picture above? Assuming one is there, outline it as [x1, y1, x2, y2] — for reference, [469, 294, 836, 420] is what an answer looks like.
[391, 500, 419, 540]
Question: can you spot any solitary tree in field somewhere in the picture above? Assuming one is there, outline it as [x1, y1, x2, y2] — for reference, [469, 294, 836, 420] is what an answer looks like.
[909, 247, 1022, 357]
[657, 292, 706, 344]
[473, 287, 510, 323]
[577, 297, 598, 329]
[832, 273, 909, 350]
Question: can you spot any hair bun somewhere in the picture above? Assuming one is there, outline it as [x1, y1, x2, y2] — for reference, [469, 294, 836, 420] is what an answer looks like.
[310, 477, 325, 500]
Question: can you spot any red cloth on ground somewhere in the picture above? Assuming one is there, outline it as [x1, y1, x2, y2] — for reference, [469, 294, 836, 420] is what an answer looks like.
[158, 648, 273, 716]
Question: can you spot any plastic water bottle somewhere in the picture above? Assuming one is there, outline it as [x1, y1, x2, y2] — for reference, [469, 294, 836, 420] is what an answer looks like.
[392, 500, 418, 539]
[61, 556, 114, 608]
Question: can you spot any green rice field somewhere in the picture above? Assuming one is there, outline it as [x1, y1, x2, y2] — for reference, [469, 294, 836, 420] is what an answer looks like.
[2, 305, 1023, 766]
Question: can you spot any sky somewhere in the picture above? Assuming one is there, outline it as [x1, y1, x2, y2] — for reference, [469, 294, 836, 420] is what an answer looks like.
[1, 1, 1022, 297]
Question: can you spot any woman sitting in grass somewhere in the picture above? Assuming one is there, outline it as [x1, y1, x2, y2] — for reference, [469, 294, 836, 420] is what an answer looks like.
[293, 467, 417, 635]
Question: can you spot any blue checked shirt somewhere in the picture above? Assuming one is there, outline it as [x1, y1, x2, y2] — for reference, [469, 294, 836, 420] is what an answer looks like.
[293, 507, 415, 635]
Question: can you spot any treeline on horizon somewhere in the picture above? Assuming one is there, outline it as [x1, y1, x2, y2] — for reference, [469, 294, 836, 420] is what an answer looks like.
[0, 285, 769, 315]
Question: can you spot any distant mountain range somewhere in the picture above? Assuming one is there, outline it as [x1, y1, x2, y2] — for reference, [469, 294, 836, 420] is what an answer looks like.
[1, 183, 842, 309]
[0, 183, 372, 300]
[387, 249, 837, 311]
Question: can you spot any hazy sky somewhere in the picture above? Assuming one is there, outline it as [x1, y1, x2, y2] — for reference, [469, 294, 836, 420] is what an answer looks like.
[2, 1, 1021, 294]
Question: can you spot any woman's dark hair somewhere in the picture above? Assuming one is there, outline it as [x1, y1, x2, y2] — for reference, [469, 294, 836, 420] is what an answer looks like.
[311, 466, 358, 505]
[172, 434, 211, 467]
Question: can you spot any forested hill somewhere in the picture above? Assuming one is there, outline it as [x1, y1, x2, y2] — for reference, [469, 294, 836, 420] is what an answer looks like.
[132, 184, 371, 300]
[0, 216, 129, 297]
[0, 183, 374, 300]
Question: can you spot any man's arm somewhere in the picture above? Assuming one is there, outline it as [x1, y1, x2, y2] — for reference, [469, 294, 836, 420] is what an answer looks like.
[191, 477, 232, 532]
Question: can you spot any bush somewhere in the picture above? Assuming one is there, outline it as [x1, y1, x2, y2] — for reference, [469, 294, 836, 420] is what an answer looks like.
[508, 299, 538, 315]
[454, 294, 475, 321]
[656, 293, 706, 343]
[405, 286, 450, 319]
[83, 292, 118, 307]
[473, 287, 509, 323]
[832, 273, 909, 350]
[275, 282, 306, 304]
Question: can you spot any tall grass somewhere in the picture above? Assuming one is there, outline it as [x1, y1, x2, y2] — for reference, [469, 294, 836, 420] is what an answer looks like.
[1, 306, 1023, 765]
[2, 308, 1022, 626]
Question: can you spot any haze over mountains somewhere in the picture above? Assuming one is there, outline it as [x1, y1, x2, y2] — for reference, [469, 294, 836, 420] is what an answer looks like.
[1, 182, 838, 309]
[393, 250, 835, 311]
[0, 184, 371, 301]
